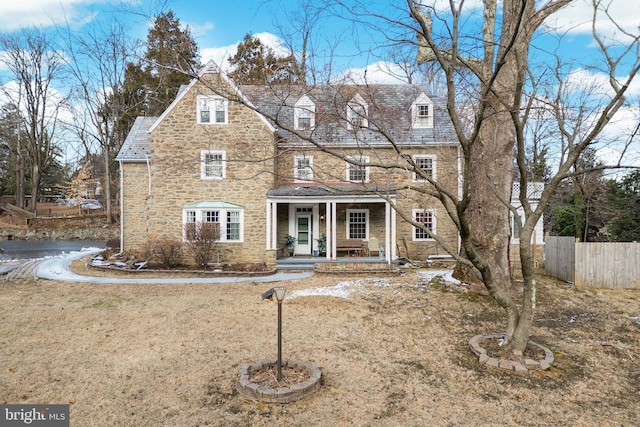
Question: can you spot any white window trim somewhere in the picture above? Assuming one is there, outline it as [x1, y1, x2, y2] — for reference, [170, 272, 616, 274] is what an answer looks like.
[413, 155, 437, 182]
[294, 155, 313, 182]
[346, 155, 370, 183]
[182, 208, 243, 242]
[200, 150, 226, 180]
[346, 208, 369, 240]
[411, 93, 434, 129]
[347, 94, 368, 130]
[412, 208, 436, 241]
[197, 95, 228, 125]
[294, 95, 315, 130]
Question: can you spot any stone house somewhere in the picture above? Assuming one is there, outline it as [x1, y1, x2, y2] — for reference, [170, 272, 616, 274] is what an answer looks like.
[116, 61, 462, 269]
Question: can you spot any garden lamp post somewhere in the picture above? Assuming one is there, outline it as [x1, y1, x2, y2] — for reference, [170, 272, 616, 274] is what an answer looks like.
[274, 287, 286, 381]
[261, 286, 287, 382]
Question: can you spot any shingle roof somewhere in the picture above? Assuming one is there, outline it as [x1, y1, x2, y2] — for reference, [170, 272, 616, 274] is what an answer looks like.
[267, 182, 397, 198]
[239, 84, 458, 146]
[115, 117, 156, 162]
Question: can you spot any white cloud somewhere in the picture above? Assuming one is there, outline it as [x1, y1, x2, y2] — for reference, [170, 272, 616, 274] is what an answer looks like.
[336, 61, 410, 85]
[548, 0, 640, 38]
[0, 0, 93, 31]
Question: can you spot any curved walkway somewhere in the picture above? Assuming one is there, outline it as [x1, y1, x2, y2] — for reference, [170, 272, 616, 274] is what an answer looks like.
[3, 249, 314, 284]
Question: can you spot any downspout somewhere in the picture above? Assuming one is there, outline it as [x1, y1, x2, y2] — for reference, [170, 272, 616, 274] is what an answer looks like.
[146, 155, 152, 196]
[118, 161, 125, 254]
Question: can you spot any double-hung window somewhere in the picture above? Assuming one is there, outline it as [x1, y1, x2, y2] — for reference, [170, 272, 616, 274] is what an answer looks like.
[413, 209, 436, 240]
[411, 93, 434, 129]
[346, 155, 369, 183]
[413, 155, 436, 182]
[198, 96, 228, 124]
[347, 209, 369, 240]
[294, 96, 315, 130]
[347, 94, 368, 129]
[201, 150, 225, 179]
[294, 156, 313, 182]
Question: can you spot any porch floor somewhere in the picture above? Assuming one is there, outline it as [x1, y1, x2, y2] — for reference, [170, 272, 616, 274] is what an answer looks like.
[276, 255, 390, 271]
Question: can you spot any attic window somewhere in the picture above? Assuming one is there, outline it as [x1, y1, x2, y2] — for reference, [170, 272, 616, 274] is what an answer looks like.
[294, 95, 315, 130]
[347, 94, 368, 129]
[411, 93, 434, 129]
[198, 95, 228, 124]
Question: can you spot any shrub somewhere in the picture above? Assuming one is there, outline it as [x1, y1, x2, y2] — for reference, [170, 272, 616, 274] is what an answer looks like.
[152, 239, 183, 268]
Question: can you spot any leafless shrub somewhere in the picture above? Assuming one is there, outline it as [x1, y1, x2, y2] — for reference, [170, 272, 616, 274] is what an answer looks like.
[183, 222, 221, 269]
[151, 239, 183, 268]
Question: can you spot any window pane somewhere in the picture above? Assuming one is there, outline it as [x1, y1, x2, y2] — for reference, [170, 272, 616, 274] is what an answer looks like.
[414, 211, 433, 239]
[415, 157, 433, 180]
[215, 100, 226, 123]
[204, 153, 223, 178]
[227, 211, 240, 240]
[200, 110, 210, 123]
[348, 211, 367, 239]
[296, 158, 312, 180]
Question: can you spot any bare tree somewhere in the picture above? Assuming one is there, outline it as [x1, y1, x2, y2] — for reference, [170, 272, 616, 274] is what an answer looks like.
[410, 0, 639, 357]
[0, 28, 66, 212]
[61, 18, 138, 223]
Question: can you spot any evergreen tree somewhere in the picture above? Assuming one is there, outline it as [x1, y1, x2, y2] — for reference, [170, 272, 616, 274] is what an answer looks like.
[120, 10, 200, 125]
[228, 34, 301, 85]
[607, 170, 640, 241]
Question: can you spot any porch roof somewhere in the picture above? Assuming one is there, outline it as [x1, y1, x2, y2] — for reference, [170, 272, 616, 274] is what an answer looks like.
[181, 200, 244, 209]
[267, 183, 397, 198]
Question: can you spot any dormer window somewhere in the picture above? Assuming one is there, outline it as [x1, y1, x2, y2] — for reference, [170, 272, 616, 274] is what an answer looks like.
[198, 95, 228, 124]
[294, 95, 315, 130]
[347, 94, 368, 129]
[411, 93, 433, 129]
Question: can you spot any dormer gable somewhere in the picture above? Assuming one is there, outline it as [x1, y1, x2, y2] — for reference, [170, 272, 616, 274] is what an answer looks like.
[411, 92, 434, 129]
[294, 95, 315, 130]
[347, 93, 368, 130]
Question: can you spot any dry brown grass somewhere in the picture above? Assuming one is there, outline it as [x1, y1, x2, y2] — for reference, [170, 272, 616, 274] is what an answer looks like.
[0, 266, 638, 426]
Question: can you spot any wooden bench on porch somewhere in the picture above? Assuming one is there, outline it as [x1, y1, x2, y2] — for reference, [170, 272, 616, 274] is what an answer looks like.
[336, 238, 364, 256]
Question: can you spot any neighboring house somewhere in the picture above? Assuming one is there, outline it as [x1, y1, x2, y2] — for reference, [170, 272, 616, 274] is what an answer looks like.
[116, 60, 463, 268]
[510, 182, 545, 245]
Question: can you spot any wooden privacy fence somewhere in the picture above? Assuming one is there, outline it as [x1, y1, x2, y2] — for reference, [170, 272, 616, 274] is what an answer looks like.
[545, 236, 640, 289]
[544, 236, 575, 283]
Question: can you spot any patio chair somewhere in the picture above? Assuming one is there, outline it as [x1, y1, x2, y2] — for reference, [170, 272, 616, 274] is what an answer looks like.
[367, 237, 380, 256]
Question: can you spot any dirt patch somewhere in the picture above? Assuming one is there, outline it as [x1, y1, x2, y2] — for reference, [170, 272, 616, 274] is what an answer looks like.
[0, 268, 638, 425]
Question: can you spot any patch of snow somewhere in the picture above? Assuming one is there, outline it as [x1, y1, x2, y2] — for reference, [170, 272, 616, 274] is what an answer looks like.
[417, 269, 461, 286]
[287, 278, 397, 300]
[288, 280, 365, 299]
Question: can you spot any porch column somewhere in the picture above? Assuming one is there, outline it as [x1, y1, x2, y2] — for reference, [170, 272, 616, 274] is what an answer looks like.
[266, 201, 271, 249]
[390, 203, 397, 261]
[385, 201, 391, 263]
[325, 202, 332, 260]
[271, 202, 278, 250]
[332, 201, 337, 260]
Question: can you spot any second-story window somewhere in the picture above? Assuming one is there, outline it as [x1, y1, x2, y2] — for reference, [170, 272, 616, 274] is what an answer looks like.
[201, 150, 225, 179]
[346, 155, 369, 183]
[413, 155, 436, 182]
[198, 96, 228, 124]
[294, 156, 313, 181]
